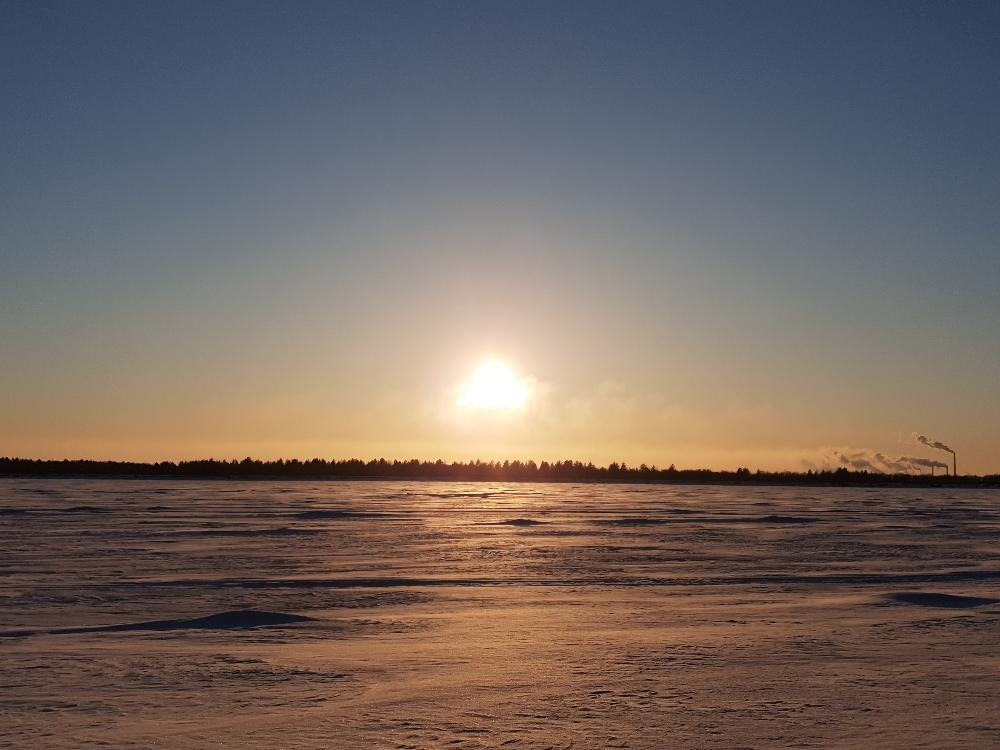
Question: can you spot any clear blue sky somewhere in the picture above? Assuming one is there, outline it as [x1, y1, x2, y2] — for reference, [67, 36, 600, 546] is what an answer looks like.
[2, 1, 999, 472]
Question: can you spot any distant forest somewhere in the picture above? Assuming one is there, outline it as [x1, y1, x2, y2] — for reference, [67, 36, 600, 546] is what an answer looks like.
[1, 457, 997, 487]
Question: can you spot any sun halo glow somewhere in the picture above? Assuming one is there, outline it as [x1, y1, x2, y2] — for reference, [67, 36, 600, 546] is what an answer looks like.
[456, 361, 529, 412]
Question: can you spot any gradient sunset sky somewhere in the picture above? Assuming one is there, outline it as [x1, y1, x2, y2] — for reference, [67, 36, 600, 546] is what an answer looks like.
[3, 1, 999, 473]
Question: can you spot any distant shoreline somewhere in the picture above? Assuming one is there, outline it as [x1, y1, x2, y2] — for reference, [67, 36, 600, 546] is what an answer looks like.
[2, 457, 997, 488]
[3, 475, 999, 489]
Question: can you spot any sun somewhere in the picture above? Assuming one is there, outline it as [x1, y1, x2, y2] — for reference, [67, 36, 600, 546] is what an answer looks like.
[456, 361, 529, 412]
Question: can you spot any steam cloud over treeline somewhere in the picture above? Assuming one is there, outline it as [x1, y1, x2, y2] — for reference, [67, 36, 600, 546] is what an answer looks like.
[828, 449, 949, 474]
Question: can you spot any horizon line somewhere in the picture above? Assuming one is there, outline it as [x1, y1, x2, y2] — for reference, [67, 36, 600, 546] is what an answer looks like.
[1, 456, 995, 482]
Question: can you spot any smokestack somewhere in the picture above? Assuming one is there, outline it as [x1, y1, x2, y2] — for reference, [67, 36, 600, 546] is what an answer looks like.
[914, 433, 957, 477]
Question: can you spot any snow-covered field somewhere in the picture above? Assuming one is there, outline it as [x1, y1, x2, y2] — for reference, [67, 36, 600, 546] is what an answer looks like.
[2, 479, 999, 748]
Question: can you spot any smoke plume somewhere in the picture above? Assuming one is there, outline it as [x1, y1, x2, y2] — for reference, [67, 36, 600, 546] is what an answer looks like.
[913, 433, 954, 455]
[897, 456, 949, 471]
[824, 449, 948, 474]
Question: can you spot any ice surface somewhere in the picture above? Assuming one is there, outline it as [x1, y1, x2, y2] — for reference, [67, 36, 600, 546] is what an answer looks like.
[2, 479, 999, 748]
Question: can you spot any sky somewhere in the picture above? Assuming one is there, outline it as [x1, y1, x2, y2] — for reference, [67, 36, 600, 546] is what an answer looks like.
[2, 1, 999, 473]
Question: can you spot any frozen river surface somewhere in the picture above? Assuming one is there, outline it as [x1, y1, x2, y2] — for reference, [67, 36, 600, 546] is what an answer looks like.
[2, 479, 1000, 748]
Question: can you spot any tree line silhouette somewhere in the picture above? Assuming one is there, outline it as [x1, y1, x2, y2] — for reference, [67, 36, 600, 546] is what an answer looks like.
[1, 456, 996, 486]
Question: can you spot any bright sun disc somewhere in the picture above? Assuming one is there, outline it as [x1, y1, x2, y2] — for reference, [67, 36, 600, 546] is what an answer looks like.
[456, 361, 528, 411]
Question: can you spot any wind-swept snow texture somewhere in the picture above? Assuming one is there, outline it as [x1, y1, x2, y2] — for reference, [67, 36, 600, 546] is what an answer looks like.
[2, 479, 1000, 748]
